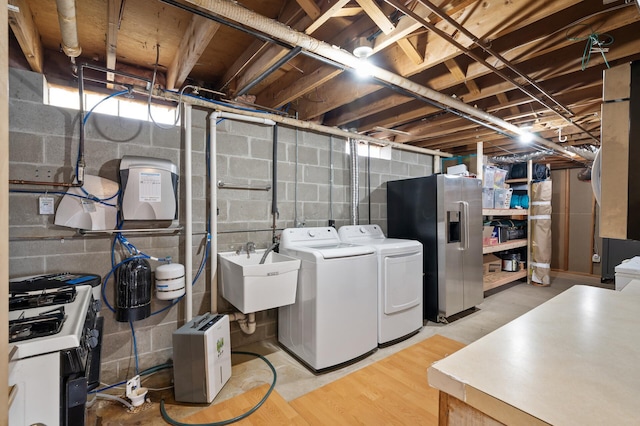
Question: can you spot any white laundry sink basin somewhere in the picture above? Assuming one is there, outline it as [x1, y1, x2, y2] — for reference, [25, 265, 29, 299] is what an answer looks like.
[218, 250, 301, 314]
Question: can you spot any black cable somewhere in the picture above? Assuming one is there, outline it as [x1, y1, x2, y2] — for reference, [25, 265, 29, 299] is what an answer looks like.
[159, 351, 277, 426]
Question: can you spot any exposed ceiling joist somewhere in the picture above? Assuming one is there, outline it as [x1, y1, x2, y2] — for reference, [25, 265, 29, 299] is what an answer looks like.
[355, 0, 395, 34]
[8, 0, 43, 73]
[166, 15, 221, 90]
[295, 0, 321, 20]
[305, 0, 350, 35]
[444, 58, 480, 95]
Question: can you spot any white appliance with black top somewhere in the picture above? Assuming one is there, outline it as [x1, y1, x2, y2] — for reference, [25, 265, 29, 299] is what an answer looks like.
[338, 224, 423, 346]
[278, 227, 378, 372]
[8, 278, 102, 426]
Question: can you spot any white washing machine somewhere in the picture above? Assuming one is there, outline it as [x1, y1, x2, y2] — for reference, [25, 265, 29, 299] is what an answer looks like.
[278, 227, 378, 372]
[339, 224, 423, 346]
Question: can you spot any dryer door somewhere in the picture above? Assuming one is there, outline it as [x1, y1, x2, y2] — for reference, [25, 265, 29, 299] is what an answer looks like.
[384, 252, 423, 314]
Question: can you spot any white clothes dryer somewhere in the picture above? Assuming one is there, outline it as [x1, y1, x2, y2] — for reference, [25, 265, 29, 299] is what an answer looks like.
[278, 227, 378, 372]
[339, 224, 423, 346]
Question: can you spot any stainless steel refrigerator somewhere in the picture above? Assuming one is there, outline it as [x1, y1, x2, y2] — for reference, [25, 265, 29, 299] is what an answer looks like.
[387, 174, 483, 322]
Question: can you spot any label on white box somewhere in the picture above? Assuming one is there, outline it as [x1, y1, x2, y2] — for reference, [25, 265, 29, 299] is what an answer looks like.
[39, 197, 55, 215]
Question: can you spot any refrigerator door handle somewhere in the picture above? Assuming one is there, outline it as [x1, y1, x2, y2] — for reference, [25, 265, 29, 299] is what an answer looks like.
[459, 201, 470, 251]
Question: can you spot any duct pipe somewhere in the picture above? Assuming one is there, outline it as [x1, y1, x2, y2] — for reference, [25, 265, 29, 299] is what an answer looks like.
[227, 312, 256, 334]
[349, 138, 359, 226]
[184, 104, 193, 322]
[181, 0, 582, 162]
[210, 112, 220, 314]
[55, 0, 82, 58]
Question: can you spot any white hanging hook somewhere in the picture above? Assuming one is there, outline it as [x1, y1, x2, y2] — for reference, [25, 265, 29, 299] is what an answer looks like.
[558, 127, 568, 143]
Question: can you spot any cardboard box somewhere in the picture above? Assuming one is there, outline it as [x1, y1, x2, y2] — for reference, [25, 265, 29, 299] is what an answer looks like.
[483, 226, 500, 246]
[483, 254, 502, 274]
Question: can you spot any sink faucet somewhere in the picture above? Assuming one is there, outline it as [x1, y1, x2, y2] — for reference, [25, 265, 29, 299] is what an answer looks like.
[235, 242, 257, 258]
[246, 242, 256, 257]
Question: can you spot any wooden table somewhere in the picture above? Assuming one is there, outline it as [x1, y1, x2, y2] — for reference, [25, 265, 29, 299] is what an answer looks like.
[428, 285, 640, 425]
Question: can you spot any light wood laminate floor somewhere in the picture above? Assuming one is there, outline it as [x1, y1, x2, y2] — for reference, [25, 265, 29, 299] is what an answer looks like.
[88, 271, 607, 425]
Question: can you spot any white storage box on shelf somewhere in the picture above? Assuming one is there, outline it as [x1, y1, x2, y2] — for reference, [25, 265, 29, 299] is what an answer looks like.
[218, 250, 301, 313]
[615, 256, 640, 291]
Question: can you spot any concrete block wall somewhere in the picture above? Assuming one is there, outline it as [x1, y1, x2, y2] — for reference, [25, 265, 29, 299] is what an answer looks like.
[8, 68, 433, 385]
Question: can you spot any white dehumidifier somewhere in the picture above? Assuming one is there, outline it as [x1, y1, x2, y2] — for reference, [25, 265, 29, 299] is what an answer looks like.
[172, 313, 232, 403]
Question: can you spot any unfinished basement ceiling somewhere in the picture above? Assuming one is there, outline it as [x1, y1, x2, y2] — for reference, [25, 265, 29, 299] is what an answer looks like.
[8, 0, 640, 169]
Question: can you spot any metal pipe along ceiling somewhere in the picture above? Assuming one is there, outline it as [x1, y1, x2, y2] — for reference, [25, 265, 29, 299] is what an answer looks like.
[182, 0, 583, 162]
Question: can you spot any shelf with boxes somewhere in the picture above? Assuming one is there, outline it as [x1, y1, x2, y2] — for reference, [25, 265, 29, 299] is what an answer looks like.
[481, 162, 532, 291]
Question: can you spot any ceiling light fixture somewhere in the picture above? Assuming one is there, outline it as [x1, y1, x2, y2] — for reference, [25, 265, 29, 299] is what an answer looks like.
[352, 37, 373, 58]
[518, 125, 534, 143]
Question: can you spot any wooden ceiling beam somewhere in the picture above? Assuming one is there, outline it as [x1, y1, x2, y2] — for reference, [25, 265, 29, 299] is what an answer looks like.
[496, 93, 520, 117]
[329, 11, 636, 130]
[444, 58, 480, 95]
[305, 0, 351, 35]
[166, 15, 221, 90]
[295, 0, 583, 120]
[8, 0, 43, 73]
[334, 7, 363, 17]
[295, 0, 321, 20]
[397, 38, 424, 65]
[355, 0, 395, 34]
[221, 1, 308, 92]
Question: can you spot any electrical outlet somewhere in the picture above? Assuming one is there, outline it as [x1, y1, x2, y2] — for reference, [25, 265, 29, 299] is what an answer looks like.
[592, 254, 601, 263]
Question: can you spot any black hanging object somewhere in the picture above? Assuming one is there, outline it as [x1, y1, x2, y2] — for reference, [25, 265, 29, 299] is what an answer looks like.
[115, 258, 152, 322]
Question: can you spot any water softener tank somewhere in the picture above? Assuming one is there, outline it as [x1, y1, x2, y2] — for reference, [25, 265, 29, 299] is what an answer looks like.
[115, 258, 152, 322]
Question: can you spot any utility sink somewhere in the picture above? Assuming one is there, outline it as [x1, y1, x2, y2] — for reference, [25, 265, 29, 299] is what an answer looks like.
[218, 250, 301, 314]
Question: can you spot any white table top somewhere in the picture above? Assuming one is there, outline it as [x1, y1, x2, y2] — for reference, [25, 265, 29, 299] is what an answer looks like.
[428, 285, 640, 425]
[620, 279, 640, 296]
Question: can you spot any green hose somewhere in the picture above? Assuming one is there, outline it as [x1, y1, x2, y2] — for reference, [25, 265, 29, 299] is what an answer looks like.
[160, 351, 277, 426]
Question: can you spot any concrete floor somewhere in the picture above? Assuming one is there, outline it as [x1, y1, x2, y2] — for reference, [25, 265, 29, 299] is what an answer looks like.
[226, 271, 609, 402]
[88, 271, 609, 424]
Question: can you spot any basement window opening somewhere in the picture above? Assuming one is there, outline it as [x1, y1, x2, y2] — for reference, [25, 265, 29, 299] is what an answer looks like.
[47, 84, 179, 126]
[346, 140, 392, 160]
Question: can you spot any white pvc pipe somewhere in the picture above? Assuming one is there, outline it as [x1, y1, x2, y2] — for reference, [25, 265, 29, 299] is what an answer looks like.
[218, 111, 275, 126]
[185, 104, 193, 322]
[210, 113, 219, 314]
[227, 312, 257, 334]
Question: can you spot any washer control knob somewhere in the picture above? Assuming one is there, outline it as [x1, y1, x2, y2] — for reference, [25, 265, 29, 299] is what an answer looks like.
[308, 230, 316, 237]
[359, 227, 366, 233]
